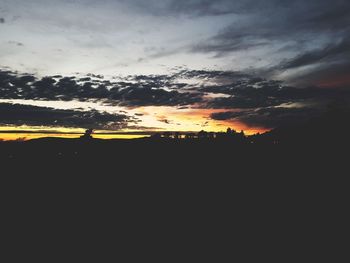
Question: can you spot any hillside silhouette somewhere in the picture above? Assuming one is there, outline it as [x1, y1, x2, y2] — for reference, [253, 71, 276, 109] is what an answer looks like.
[1, 107, 349, 173]
[2, 108, 348, 254]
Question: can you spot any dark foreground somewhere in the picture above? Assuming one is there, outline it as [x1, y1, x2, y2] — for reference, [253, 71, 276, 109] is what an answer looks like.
[0, 136, 347, 164]
[1, 138, 348, 259]
[1, 136, 348, 179]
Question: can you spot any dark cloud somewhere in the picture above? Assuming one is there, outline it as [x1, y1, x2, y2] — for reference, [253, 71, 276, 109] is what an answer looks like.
[130, 0, 240, 17]
[208, 96, 280, 109]
[207, 86, 350, 109]
[131, 0, 350, 30]
[275, 36, 350, 86]
[87, 73, 104, 79]
[2, 0, 350, 131]
[210, 107, 324, 129]
[185, 0, 350, 86]
[148, 0, 325, 18]
[202, 74, 350, 109]
[113, 87, 202, 107]
[190, 0, 350, 54]
[0, 69, 203, 107]
[0, 103, 131, 129]
[301, 1, 350, 31]
[294, 61, 350, 87]
[281, 37, 350, 70]
[167, 0, 239, 16]
[2, 68, 350, 110]
[2, 67, 350, 130]
[175, 69, 249, 81]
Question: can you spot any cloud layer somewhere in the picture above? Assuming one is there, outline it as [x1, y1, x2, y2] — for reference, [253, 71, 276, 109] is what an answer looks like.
[1, 68, 350, 129]
[0, 102, 131, 129]
[1, 0, 350, 131]
[1, 0, 349, 86]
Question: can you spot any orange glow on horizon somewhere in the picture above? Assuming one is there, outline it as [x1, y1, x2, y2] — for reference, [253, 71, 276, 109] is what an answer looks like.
[0, 105, 269, 141]
[134, 106, 268, 135]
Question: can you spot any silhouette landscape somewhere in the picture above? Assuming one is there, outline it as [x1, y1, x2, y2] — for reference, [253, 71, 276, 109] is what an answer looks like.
[2, 103, 349, 168]
[1, 2, 349, 253]
[1, 0, 349, 193]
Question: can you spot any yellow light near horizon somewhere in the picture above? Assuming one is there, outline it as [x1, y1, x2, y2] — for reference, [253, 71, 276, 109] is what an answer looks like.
[0, 104, 269, 142]
[133, 106, 269, 135]
[0, 133, 149, 141]
[93, 134, 148, 140]
[0, 133, 81, 141]
[0, 125, 85, 133]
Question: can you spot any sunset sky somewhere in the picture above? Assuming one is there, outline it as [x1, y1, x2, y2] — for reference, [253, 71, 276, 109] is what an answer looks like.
[1, 0, 350, 140]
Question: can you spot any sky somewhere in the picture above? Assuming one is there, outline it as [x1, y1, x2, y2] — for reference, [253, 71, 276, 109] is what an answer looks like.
[0, 0, 350, 139]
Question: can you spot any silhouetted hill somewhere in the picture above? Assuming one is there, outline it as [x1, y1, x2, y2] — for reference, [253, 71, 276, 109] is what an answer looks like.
[1, 132, 347, 171]
[1, 107, 349, 179]
[259, 108, 350, 146]
[1, 124, 348, 251]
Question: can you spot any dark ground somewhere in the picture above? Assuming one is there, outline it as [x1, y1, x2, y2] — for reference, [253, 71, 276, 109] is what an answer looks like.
[1, 136, 347, 194]
[1, 136, 347, 172]
[0, 137, 348, 259]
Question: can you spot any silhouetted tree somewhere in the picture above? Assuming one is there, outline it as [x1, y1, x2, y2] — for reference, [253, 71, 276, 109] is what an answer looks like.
[151, 133, 161, 140]
[80, 129, 93, 140]
[198, 130, 208, 139]
[226, 127, 237, 137]
[216, 132, 226, 139]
